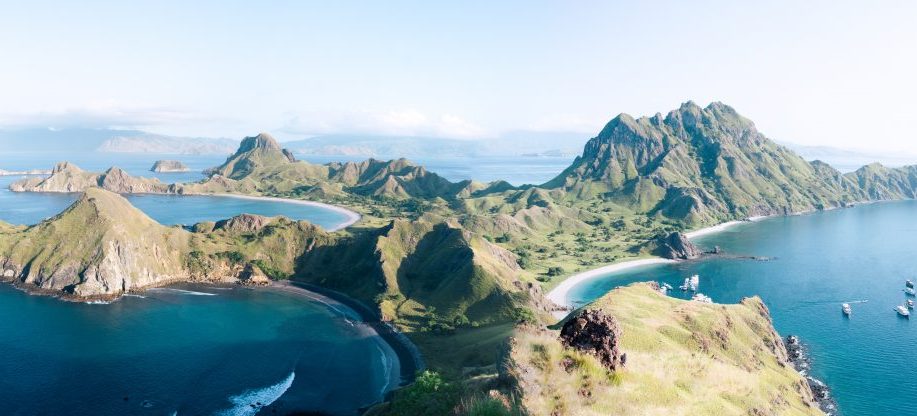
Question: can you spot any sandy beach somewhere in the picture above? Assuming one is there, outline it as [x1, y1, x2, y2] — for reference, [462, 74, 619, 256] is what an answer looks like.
[546, 258, 677, 313]
[208, 193, 361, 231]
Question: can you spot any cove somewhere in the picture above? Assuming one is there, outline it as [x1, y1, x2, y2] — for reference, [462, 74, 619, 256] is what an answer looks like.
[0, 176, 353, 230]
[566, 200, 917, 415]
[0, 282, 398, 415]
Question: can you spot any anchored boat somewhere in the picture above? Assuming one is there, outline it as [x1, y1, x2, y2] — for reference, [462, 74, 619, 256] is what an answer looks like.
[842, 303, 851, 316]
[896, 305, 910, 317]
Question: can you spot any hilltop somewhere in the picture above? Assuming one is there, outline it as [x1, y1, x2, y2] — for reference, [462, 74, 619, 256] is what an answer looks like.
[505, 283, 823, 415]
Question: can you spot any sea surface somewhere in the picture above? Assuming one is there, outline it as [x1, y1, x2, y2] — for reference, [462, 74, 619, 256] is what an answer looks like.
[568, 201, 917, 415]
[0, 151, 572, 415]
[0, 283, 397, 415]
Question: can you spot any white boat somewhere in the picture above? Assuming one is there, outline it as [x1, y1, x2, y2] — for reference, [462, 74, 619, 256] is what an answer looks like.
[896, 305, 910, 317]
[907, 299, 914, 309]
[907, 279, 915, 289]
[842, 303, 851, 316]
[904, 288, 916, 296]
[679, 277, 690, 291]
[692, 293, 713, 303]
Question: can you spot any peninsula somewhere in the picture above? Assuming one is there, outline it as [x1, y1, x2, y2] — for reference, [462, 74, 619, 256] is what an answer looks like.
[9, 102, 917, 414]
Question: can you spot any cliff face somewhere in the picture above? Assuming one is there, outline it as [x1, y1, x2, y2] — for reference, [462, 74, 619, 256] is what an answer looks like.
[207, 132, 297, 179]
[0, 188, 193, 298]
[506, 283, 823, 416]
[10, 162, 173, 194]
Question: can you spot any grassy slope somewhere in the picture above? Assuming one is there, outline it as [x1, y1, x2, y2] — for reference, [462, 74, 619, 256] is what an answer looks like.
[508, 283, 821, 416]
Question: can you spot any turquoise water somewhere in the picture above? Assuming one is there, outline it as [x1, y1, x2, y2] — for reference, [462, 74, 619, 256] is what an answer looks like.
[0, 283, 396, 415]
[568, 201, 917, 415]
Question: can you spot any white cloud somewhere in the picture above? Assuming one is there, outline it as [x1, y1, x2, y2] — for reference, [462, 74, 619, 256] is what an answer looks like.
[278, 109, 491, 139]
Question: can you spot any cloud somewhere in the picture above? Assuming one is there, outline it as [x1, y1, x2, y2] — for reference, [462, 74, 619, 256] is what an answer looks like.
[0, 100, 240, 136]
[278, 109, 490, 139]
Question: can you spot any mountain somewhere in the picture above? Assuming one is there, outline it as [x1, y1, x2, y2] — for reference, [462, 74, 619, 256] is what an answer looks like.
[783, 142, 917, 172]
[10, 162, 173, 193]
[0, 127, 233, 155]
[0, 188, 192, 298]
[507, 283, 823, 415]
[206, 132, 298, 179]
[98, 136, 237, 155]
[544, 101, 917, 225]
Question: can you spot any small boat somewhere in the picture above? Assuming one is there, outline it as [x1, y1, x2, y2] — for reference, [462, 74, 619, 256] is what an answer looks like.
[904, 288, 916, 296]
[692, 293, 713, 303]
[842, 303, 851, 316]
[679, 277, 690, 291]
[896, 305, 910, 317]
[907, 299, 914, 309]
[907, 280, 915, 289]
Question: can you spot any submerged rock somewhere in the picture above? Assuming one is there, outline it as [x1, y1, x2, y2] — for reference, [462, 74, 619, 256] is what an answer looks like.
[559, 309, 623, 371]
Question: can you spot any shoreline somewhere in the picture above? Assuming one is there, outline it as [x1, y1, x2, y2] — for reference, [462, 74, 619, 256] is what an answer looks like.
[272, 281, 424, 387]
[205, 193, 361, 232]
[546, 257, 677, 313]
[684, 215, 768, 239]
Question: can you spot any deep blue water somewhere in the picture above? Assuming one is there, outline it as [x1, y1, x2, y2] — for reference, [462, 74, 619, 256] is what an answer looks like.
[568, 201, 917, 415]
[0, 283, 397, 415]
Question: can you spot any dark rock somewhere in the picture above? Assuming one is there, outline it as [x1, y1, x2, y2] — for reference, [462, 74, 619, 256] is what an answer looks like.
[214, 214, 275, 233]
[559, 309, 623, 371]
[651, 232, 702, 260]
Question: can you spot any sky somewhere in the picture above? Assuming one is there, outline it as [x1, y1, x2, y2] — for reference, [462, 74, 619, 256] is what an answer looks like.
[1, 1, 916, 152]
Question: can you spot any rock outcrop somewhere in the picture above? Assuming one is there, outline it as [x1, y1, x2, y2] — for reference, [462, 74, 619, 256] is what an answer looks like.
[9, 162, 172, 194]
[206, 133, 297, 179]
[0, 188, 193, 298]
[559, 309, 624, 370]
[649, 231, 702, 260]
[150, 160, 190, 173]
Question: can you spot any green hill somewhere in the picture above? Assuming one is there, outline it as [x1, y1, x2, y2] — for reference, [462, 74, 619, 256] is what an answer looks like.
[507, 283, 823, 416]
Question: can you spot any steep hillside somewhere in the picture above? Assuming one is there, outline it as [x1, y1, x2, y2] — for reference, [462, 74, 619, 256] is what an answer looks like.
[207, 132, 298, 179]
[0, 188, 192, 298]
[506, 283, 823, 416]
[10, 162, 172, 193]
[545, 102, 858, 224]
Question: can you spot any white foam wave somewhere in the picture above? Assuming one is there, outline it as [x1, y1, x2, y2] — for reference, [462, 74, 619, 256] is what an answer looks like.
[151, 288, 217, 296]
[123, 293, 147, 298]
[374, 340, 393, 396]
[84, 300, 112, 305]
[216, 372, 295, 416]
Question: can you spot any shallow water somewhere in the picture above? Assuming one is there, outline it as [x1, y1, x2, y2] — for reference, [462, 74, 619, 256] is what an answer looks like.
[568, 201, 917, 415]
[0, 283, 397, 415]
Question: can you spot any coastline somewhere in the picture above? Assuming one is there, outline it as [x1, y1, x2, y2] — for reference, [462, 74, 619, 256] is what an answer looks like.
[206, 193, 361, 232]
[546, 257, 677, 314]
[270, 280, 424, 388]
[684, 215, 768, 239]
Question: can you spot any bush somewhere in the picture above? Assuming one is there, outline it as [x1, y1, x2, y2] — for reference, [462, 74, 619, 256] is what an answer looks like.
[546, 266, 565, 277]
[387, 371, 461, 415]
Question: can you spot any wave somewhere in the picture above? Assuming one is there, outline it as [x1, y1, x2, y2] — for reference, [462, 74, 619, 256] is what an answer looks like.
[123, 293, 147, 299]
[84, 300, 112, 305]
[150, 288, 217, 296]
[373, 340, 393, 396]
[216, 372, 295, 416]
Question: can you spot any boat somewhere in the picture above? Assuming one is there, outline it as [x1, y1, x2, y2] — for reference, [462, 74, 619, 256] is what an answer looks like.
[679, 277, 690, 291]
[692, 293, 713, 303]
[904, 287, 916, 296]
[842, 303, 851, 316]
[907, 279, 915, 289]
[689, 274, 700, 291]
[896, 305, 910, 317]
[907, 299, 914, 309]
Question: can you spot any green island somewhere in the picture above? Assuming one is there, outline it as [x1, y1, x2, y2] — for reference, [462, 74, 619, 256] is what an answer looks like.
[4, 101, 916, 415]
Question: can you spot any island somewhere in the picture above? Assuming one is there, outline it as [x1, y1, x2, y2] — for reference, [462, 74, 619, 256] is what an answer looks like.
[150, 160, 191, 173]
[9, 102, 917, 414]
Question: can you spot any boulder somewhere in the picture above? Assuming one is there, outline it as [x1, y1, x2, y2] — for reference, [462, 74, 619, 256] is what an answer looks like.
[560, 309, 624, 371]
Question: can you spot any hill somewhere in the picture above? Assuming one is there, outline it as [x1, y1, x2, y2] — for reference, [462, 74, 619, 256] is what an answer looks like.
[506, 283, 823, 415]
[0, 188, 192, 298]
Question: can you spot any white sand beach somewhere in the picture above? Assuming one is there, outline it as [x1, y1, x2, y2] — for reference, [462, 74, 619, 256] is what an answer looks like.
[546, 258, 676, 312]
[208, 193, 361, 231]
[684, 216, 768, 239]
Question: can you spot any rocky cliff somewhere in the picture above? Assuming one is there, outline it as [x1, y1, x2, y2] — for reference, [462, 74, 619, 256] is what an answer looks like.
[10, 162, 173, 194]
[0, 188, 193, 298]
[506, 283, 824, 415]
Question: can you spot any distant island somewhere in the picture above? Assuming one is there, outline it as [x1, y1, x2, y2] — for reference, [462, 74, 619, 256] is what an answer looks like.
[150, 160, 190, 173]
[7, 101, 914, 414]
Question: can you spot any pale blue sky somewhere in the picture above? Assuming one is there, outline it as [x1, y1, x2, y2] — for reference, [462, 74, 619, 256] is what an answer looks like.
[1, 1, 915, 151]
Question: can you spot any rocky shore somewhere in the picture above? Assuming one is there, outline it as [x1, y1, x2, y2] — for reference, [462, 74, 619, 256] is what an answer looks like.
[150, 160, 190, 173]
[786, 335, 839, 415]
